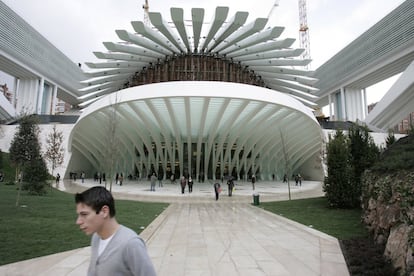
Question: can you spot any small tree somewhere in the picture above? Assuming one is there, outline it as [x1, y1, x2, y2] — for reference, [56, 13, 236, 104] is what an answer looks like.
[102, 93, 121, 192]
[408, 123, 414, 135]
[45, 125, 64, 176]
[280, 129, 292, 200]
[0, 149, 3, 172]
[348, 125, 379, 207]
[323, 130, 353, 208]
[22, 155, 49, 195]
[385, 129, 396, 149]
[9, 115, 48, 204]
[324, 126, 380, 208]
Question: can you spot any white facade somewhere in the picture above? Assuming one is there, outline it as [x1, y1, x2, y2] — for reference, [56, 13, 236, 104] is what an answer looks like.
[68, 82, 324, 181]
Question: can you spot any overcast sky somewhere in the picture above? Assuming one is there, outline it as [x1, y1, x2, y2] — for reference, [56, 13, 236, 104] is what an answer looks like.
[1, 0, 406, 104]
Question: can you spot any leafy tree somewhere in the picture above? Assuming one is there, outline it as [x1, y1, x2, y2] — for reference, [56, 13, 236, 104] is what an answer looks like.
[323, 130, 353, 208]
[385, 129, 396, 148]
[22, 155, 49, 195]
[408, 123, 414, 135]
[45, 125, 64, 176]
[324, 126, 380, 208]
[9, 115, 48, 204]
[347, 125, 379, 208]
[0, 149, 3, 171]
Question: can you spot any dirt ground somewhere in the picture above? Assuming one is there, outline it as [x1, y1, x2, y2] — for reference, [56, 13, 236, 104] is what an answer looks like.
[340, 237, 399, 275]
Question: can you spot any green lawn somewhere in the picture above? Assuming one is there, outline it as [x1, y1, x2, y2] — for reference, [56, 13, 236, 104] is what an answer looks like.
[259, 197, 367, 240]
[0, 183, 169, 265]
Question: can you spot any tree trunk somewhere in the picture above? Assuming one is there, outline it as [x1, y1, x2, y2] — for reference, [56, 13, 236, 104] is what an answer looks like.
[15, 166, 21, 207]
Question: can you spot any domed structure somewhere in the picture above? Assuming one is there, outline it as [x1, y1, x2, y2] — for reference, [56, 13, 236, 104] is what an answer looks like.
[67, 6, 323, 182]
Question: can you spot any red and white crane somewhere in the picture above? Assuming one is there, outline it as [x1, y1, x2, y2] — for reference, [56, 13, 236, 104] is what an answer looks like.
[298, 0, 311, 69]
[143, 0, 149, 25]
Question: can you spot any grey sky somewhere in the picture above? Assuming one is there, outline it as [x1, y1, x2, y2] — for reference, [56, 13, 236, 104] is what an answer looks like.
[1, 0, 406, 104]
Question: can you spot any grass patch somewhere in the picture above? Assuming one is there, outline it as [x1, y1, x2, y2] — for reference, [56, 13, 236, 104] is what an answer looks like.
[0, 183, 168, 266]
[259, 197, 367, 239]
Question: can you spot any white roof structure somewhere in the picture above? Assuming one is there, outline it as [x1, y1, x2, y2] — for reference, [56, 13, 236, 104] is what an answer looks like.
[66, 6, 325, 181]
[79, 6, 318, 108]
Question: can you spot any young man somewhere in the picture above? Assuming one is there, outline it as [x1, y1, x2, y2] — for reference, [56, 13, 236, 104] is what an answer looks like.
[75, 186, 156, 276]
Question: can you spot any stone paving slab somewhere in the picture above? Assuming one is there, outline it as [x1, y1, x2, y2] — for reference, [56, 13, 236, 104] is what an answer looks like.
[146, 202, 348, 276]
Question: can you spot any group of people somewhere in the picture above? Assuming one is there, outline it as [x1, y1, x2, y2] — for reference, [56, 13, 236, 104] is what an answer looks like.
[214, 176, 236, 200]
[282, 173, 303, 186]
[93, 172, 105, 184]
[115, 173, 124, 186]
[150, 173, 195, 194]
[294, 173, 302, 186]
[180, 176, 194, 194]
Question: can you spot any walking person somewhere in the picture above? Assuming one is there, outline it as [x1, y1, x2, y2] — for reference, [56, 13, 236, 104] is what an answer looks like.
[188, 176, 193, 193]
[251, 174, 256, 190]
[150, 173, 157, 191]
[119, 173, 123, 186]
[213, 182, 221, 200]
[227, 177, 234, 196]
[75, 186, 156, 276]
[158, 173, 163, 187]
[56, 173, 60, 185]
[180, 176, 186, 194]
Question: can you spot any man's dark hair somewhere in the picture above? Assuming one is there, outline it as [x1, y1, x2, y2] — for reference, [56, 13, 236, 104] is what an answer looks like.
[75, 186, 116, 217]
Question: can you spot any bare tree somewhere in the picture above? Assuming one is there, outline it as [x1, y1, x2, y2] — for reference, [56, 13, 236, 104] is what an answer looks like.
[102, 93, 121, 192]
[280, 129, 292, 200]
[44, 125, 64, 177]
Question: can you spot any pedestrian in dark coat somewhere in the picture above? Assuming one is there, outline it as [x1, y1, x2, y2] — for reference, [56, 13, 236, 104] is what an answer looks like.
[180, 176, 186, 194]
[213, 182, 221, 200]
[188, 177, 193, 193]
[251, 174, 256, 190]
[227, 177, 234, 196]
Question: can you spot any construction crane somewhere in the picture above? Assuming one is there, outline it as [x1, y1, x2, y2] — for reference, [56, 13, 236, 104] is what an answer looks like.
[143, 0, 149, 25]
[267, 0, 280, 19]
[298, 0, 311, 69]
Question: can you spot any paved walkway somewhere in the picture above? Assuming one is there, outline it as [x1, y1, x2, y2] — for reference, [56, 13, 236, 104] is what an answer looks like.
[0, 179, 349, 275]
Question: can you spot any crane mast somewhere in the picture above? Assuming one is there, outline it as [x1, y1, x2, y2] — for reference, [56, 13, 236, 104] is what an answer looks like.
[298, 0, 311, 69]
[267, 0, 280, 19]
[143, 0, 149, 25]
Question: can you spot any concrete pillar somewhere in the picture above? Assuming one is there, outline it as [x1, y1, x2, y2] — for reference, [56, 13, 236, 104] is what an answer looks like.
[363, 88, 368, 118]
[51, 84, 58, 115]
[340, 87, 346, 121]
[37, 78, 44, 114]
[344, 87, 364, 121]
[328, 93, 333, 119]
[15, 78, 38, 114]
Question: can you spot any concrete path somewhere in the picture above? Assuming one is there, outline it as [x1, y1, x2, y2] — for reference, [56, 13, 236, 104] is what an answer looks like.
[0, 179, 349, 276]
